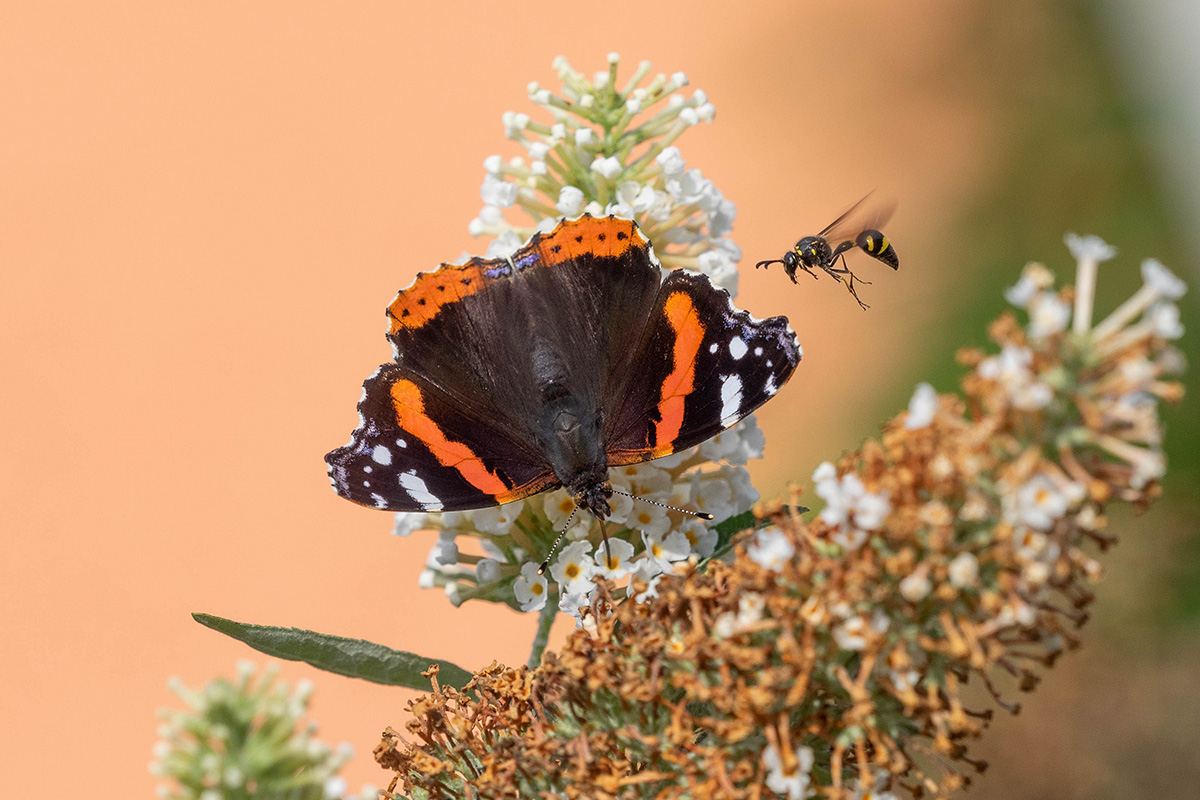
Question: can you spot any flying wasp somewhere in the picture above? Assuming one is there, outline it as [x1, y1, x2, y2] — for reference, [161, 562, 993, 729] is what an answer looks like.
[755, 193, 899, 309]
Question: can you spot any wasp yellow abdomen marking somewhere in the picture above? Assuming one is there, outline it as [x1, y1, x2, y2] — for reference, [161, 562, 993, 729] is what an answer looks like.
[864, 234, 875, 252]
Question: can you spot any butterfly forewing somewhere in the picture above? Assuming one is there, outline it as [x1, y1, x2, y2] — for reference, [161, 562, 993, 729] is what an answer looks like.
[604, 269, 801, 464]
[325, 364, 558, 511]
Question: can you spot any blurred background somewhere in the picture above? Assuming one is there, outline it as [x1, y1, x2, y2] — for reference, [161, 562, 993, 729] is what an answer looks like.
[1, 1, 1196, 797]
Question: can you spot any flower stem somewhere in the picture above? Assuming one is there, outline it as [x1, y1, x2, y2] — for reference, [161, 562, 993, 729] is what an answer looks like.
[528, 584, 560, 668]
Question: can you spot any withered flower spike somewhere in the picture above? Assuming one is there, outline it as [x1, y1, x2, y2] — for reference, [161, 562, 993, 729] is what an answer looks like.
[376, 244, 1182, 798]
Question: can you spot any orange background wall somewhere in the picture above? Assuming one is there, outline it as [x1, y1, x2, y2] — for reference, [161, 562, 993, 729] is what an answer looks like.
[2, 2, 1017, 795]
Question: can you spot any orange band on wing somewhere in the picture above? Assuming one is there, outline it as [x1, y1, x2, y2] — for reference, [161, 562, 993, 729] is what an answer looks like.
[388, 261, 486, 334]
[389, 379, 508, 496]
[652, 291, 704, 456]
[536, 216, 640, 265]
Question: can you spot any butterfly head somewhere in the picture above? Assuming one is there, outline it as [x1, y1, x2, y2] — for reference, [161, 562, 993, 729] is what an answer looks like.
[572, 479, 614, 521]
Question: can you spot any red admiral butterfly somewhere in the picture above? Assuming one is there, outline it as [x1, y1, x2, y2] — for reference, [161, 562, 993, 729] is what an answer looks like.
[326, 215, 800, 536]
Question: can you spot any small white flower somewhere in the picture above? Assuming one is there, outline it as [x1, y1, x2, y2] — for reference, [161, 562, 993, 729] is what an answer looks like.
[593, 537, 636, 581]
[903, 382, 938, 429]
[626, 500, 671, 537]
[482, 154, 503, 174]
[590, 155, 622, 180]
[502, 111, 530, 137]
[512, 561, 548, 612]
[468, 499, 524, 536]
[655, 145, 686, 176]
[427, 531, 458, 566]
[1141, 258, 1187, 300]
[475, 558, 502, 584]
[643, 529, 691, 572]
[543, 490, 579, 528]
[549, 540, 596, 594]
[480, 174, 518, 208]
[699, 415, 765, 464]
[689, 473, 736, 521]
[605, 488, 634, 525]
[978, 344, 1053, 410]
[816, 467, 891, 549]
[612, 461, 673, 495]
[633, 572, 664, 603]
[948, 552, 979, 587]
[763, 742, 814, 799]
[1064, 232, 1117, 263]
[574, 128, 595, 146]
[679, 518, 719, 558]
[1004, 263, 1055, 307]
[1007, 473, 1070, 531]
[391, 512, 428, 537]
[1028, 292, 1071, 338]
[558, 591, 592, 628]
[898, 568, 931, 602]
[746, 526, 794, 571]
[1148, 302, 1184, 339]
[484, 229, 523, 259]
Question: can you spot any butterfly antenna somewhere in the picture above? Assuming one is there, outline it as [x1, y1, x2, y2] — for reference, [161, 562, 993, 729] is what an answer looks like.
[538, 508, 577, 575]
[612, 488, 715, 521]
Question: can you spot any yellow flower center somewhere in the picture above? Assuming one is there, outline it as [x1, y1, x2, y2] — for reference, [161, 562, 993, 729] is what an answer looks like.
[565, 563, 580, 579]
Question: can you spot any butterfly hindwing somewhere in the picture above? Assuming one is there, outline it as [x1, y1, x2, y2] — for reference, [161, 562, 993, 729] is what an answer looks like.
[325, 363, 558, 511]
[604, 269, 801, 464]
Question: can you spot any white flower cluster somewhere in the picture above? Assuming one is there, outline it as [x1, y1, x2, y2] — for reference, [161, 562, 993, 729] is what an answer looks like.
[468, 54, 742, 295]
[400, 416, 764, 622]
[812, 461, 892, 551]
[992, 235, 1185, 492]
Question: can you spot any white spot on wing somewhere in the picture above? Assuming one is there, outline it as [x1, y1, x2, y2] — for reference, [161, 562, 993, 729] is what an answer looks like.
[399, 470, 443, 511]
[363, 465, 372, 473]
[729, 337, 747, 360]
[719, 374, 743, 424]
[371, 445, 392, 465]
[396, 438, 407, 448]
[371, 493, 389, 508]
[709, 342, 719, 354]
[754, 346, 763, 357]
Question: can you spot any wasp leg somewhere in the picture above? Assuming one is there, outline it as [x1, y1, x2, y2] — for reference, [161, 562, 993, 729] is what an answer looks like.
[824, 254, 870, 310]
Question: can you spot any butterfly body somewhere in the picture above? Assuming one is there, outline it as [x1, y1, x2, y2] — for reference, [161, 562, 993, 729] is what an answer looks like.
[326, 215, 800, 526]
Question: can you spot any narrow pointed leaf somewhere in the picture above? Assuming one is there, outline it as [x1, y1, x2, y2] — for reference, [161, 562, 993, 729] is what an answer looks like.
[193, 612, 472, 690]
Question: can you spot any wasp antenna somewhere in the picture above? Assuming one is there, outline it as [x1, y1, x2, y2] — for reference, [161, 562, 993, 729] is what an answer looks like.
[538, 508, 577, 574]
[612, 488, 715, 520]
[755, 259, 784, 269]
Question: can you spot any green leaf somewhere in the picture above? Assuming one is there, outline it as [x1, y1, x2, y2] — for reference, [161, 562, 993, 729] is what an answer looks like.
[192, 613, 473, 690]
[703, 506, 809, 565]
[703, 510, 757, 564]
